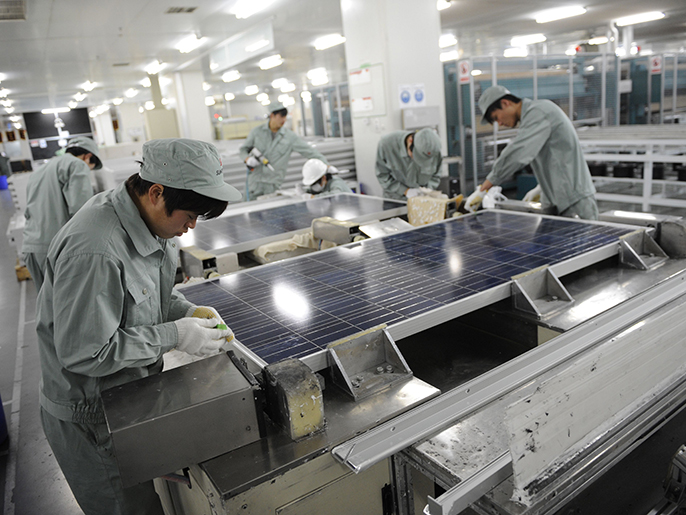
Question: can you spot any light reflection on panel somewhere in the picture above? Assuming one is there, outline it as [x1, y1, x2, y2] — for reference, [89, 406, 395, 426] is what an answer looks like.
[181, 211, 634, 364]
[176, 194, 405, 251]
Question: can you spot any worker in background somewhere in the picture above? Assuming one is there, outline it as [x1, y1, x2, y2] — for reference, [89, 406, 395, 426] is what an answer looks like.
[466, 85, 598, 220]
[375, 127, 443, 200]
[240, 101, 328, 199]
[36, 139, 241, 515]
[300, 158, 352, 197]
[22, 137, 102, 290]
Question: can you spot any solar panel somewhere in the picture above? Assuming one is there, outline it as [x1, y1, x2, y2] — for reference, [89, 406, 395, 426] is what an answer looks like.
[180, 211, 634, 365]
[176, 193, 406, 254]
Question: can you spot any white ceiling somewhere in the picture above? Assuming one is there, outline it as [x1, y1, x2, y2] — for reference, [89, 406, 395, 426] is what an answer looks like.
[0, 0, 685, 121]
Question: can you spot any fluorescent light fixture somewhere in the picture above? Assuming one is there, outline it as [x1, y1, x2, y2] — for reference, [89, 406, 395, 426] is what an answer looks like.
[301, 91, 312, 102]
[68, 100, 78, 109]
[244, 85, 259, 95]
[282, 96, 295, 107]
[89, 111, 97, 118]
[471, 69, 483, 76]
[439, 34, 457, 48]
[280, 82, 296, 93]
[224, 92, 235, 101]
[41, 107, 70, 114]
[277, 94, 289, 102]
[256, 93, 269, 102]
[588, 36, 609, 45]
[271, 78, 288, 89]
[0, 99, 12, 107]
[203, 82, 212, 91]
[310, 76, 329, 86]
[436, 0, 452, 11]
[439, 50, 459, 62]
[535, 6, 586, 24]
[145, 101, 155, 110]
[0, 88, 9, 97]
[140, 77, 152, 88]
[615, 46, 627, 57]
[161, 98, 169, 105]
[307, 67, 329, 86]
[144, 60, 165, 75]
[204, 96, 216, 106]
[511, 34, 546, 46]
[112, 97, 124, 105]
[261, 99, 271, 106]
[630, 44, 639, 55]
[124, 88, 139, 98]
[222, 70, 241, 83]
[176, 35, 207, 54]
[82, 80, 96, 92]
[259, 54, 283, 70]
[504, 47, 528, 57]
[565, 47, 577, 55]
[74, 91, 87, 101]
[615, 11, 665, 27]
[585, 65, 595, 72]
[0, 73, 6, 81]
[313, 34, 346, 51]
[245, 39, 270, 52]
[9, 115, 20, 122]
[5, 107, 15, 114]
[13, 122, 22, 129]
[230, 0, 275, 19]
[138, 106, 145, 114]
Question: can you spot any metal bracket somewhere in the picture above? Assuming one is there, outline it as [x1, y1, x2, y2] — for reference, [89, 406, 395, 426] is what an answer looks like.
[619, 230, 668, 270]
[511, 266, 574, 319]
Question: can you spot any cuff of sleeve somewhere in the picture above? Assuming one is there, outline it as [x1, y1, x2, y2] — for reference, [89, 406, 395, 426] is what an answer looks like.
[185, 305, 197, 318]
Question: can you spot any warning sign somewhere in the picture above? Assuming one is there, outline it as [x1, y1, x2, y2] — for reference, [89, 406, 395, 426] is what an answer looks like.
[650, 55, 662, 75]
[458, 61, 471, 84]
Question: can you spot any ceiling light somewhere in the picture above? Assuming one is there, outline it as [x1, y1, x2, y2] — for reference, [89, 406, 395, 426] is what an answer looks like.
[615, 11, 665, 27]
[511, 34, 546, 47]
[9, 115, 20, 122]
[307, 68, 329, 85]
[222, 70, 241, 83]
[204, 96, 216, 106]
[74, 92, 87, 101]
[145, 101, 155, 110]
[176, 35, 207, 54]
[504, 47, 529, 57]
[313, 34, 346, 51]
[203, 82, 212, 91]
[245, 39, 270, 52]
[0, 99, 12, 107]
[224, 92, 235, 101]
[261, 99, 271, 106]
[138, 106, 145, 114]
[140, 77, 152, 88]
[13, 122, 22, 129]
[82, 80, 96, 92]
[161, 98, 169, 105]
[301, 91, 312, 103]
[244, 85, 259, 95]
[89, 110, 98, 118]
[439, 34, 457, 48]
[565, 47, 577, 55]
[144, 60, 165, 75]
[68, 100, 78, 109]
[230, 0, 275, 19]
[439, 50, 459, 62]
[256, 93, 269, 102]
[0, 73, 6, 81]
[5, 107, 15, 114]
[588, 36, 609, 45]
[259, 54, 283, 70]
[436, 0, 452, 11]
[281, 82, 296, 93]
[535, 6, 586, 24]
[125, 88, 139, 98]
[282, 96, 295, 107]
[0, 88, 9, 98]
[471, 69, 483, 76]
[112, 97, 123, 105]
[41, 107, 70, 114]
[271, 78, 288, 89]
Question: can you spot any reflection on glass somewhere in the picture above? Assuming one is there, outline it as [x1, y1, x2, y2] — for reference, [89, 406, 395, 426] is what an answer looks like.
[273, 284, 310, 320]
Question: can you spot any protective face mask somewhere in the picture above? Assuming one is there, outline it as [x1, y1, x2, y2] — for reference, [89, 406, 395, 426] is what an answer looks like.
[310, 181, 324, 193]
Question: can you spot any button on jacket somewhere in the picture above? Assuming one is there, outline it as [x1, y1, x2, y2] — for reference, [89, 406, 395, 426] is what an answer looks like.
[485, 98, 596, 215]
[36, 182, 192, 424]
[375, 131, 442, 200]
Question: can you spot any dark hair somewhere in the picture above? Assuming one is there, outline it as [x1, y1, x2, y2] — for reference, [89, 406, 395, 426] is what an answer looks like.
[66, 146, 102, 170]
[270, 108, 288, 117]
[125, 172, 228, 220]
[484, 94, 522, 123]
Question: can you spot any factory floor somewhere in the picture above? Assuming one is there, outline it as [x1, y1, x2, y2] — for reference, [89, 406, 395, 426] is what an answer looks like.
[0, 185, 685, 515]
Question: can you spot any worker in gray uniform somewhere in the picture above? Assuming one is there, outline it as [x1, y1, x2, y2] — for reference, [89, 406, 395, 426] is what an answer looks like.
[375, 127, 443, 200]
[22, 137, 102, 290]
[468, 85, 598, 220]
[36, 139, 241, 515]
[300, 158, 352, 197]
[240, 101, 328, 199]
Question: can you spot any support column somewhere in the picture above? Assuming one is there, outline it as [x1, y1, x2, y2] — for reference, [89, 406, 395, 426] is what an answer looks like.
[341, 0, 447, 197]
[173, 71, 213, 142]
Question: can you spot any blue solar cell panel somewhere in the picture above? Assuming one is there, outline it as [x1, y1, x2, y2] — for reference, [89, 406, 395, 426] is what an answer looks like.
[180, 211, 635, 364]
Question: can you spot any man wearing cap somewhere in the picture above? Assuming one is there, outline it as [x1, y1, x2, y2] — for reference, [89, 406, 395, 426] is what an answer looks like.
[469, 85, 597, 219]
[22, 136, 102, 290]
[375, 128, 443, 200]
[36, 138, 241, 514]
[300, 158, 352, 197]
[239, 101, 328, 199]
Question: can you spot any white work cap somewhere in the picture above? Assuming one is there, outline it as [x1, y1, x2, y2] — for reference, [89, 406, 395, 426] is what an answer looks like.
[302, 158, 328, 186]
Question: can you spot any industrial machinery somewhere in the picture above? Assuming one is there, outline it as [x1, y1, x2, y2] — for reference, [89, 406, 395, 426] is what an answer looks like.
[102, 210, 686, 515]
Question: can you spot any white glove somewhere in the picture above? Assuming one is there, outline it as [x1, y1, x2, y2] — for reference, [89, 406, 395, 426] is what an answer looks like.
[465, 188, 486, 213]
[523, 184, 542, 203]
[301, 193, 313, 200]
[245, 156, 260, 169]
[174, 317, 234, 357]
[295, 183, 305, 195]
[327, 165, 339, 174]
[419, 187, 448, 199]
[186, 305, 222, 322]
[406, 187, 422, 199]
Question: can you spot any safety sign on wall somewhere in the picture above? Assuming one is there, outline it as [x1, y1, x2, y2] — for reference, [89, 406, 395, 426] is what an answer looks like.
[398, 84, 426, 109]
[458, 61, 471, 84]
[650, 55, 662, 75]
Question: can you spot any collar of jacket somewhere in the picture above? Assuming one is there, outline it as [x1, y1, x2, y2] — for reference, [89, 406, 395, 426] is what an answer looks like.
[112, 182, 166, 257]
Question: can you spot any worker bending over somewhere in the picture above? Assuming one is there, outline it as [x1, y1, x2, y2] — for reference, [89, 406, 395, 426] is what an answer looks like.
[23, 137, 102, 290]
[240, 101, 328, 199]
[468, 85, 597, 220]
[36, 139, 241, 515]
[301, 158, 352, 197]
[375, 128, 443, 200]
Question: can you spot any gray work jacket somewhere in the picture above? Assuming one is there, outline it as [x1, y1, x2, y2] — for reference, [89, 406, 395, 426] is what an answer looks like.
[311, 175, 353, 197]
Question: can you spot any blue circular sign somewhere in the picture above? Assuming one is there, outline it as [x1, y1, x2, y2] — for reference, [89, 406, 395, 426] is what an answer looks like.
[400, 90, 411, 104]
[414, 89, 424, 102]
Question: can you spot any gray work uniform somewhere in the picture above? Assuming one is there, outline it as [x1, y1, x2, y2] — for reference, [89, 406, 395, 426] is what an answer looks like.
[311, 175, 353, 197]
[485, 98, 598, 220]
[23, 153, 94, 289]
[375, 131, 443, 200]
[239, 123, 327, 198]
[36, 182, 192, 515]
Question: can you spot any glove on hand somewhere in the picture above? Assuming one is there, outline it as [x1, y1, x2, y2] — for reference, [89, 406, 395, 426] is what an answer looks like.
[245, 156, 260, 169]
[523, 184, 542, 203]
[187, 305, 222, 321]
[174, 317, 233, 357]
[405, 187, 422, 199]
[465, 188, 486, 213]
